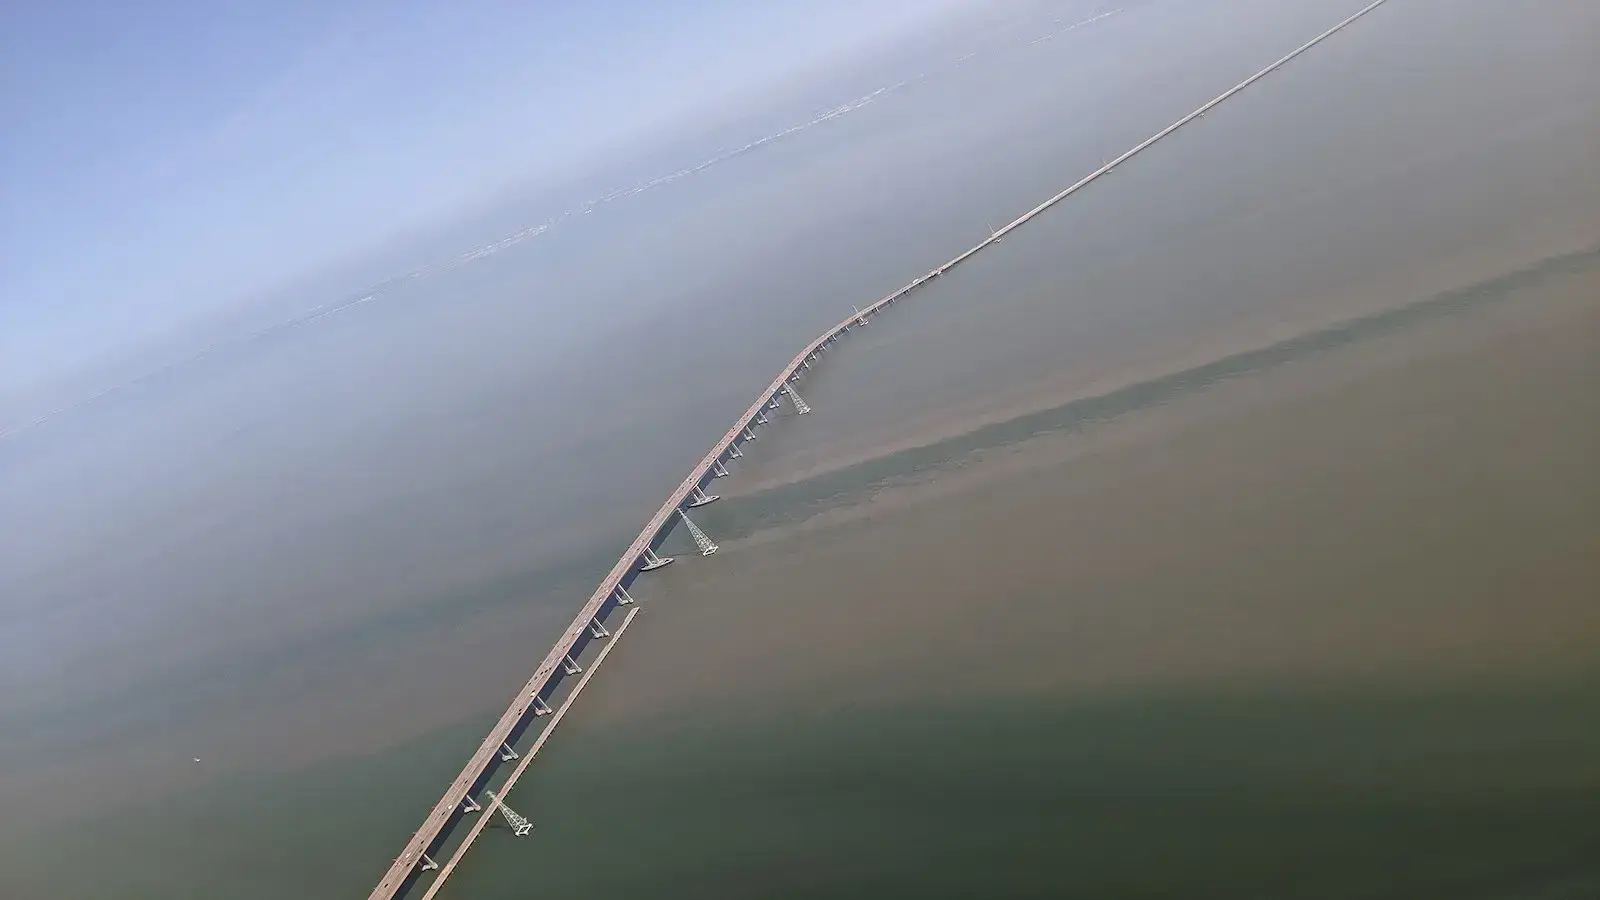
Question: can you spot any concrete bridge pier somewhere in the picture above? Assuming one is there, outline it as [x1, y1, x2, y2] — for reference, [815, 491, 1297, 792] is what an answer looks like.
[640, 547, 674, 571]
[688, 484, 719, 507]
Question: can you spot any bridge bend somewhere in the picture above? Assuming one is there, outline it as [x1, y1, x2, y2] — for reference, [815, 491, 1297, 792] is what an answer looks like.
[367, 3, 1390, 896]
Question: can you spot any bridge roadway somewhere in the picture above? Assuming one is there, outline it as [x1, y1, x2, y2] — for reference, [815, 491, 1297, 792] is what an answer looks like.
[417, 607, 642, 900]
[367, 3, 1391, 896]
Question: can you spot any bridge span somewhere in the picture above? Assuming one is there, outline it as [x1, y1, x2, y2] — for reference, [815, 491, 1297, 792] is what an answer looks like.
[367, 3, 1390, 896]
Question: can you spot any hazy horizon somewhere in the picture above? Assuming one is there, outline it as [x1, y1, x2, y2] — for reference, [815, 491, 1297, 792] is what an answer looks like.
[2, 0, 1016, 415]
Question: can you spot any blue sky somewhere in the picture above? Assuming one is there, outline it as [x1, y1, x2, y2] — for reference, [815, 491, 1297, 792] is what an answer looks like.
[1, 0, 972, 391]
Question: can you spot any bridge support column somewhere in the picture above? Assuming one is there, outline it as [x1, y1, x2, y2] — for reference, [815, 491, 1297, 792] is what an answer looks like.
[689, 485, 718, 507]
[420, 854, 440, 872]
[712, 460, 731, 478]
[562, 655, 582, 675]
[589, 617, 610, 638]
[784, 383, 812, 415]
[641, 547, 674, 571]
[742, 425, 757, 441]
[768, 397, 782, 410]
[532, 696, 554, 717]
[755, 412, 768, 426]
[461, 794, 482, 813]
[729, 443, 743, 459]
[500, 742, 519, 761]
[615, 585, 636, 605]
[679, 509, 719, 555]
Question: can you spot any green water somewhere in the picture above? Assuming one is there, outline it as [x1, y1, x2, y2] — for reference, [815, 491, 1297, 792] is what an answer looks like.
[49, 677, 1596, 899]
[442, 685, 1600, 899]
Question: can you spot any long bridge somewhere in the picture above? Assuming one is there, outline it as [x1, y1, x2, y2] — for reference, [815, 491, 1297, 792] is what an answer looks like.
[367, 3, 1391, 896]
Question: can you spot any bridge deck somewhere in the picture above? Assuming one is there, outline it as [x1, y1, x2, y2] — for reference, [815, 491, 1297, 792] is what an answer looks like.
[417, 607, 642, 899]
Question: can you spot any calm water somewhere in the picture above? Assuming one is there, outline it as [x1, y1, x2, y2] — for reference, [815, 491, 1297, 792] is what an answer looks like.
[2, 0, 1598, 897]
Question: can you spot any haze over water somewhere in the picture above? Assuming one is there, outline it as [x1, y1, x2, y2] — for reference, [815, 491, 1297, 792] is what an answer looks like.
[3, 0, 1598, 897]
